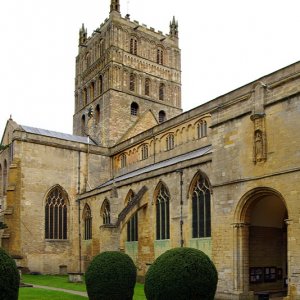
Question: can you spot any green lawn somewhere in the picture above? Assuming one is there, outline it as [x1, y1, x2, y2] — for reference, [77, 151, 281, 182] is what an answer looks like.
[19, 288, 87, 300]
[21, 274, 146, 299]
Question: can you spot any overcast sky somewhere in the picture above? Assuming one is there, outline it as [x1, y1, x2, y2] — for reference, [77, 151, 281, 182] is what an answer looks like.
[0, 0, 299, 138]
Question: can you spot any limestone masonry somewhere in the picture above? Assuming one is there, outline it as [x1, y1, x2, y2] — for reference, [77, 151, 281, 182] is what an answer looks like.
[1, 1, 300, 299]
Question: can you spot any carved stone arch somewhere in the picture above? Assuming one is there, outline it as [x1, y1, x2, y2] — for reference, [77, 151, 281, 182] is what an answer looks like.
[193, 114, 211, 126]
[234, 187, 288, 224]
[187, 170, 212, 200]
[82, 203, 92, 219]
[100, 198, 111, 225]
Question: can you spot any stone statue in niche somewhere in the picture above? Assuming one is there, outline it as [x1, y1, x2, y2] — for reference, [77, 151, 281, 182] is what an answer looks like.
[254, 130, 264, 162]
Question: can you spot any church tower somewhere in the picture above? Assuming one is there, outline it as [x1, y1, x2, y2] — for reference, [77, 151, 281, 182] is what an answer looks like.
[73, 0, 182, 146]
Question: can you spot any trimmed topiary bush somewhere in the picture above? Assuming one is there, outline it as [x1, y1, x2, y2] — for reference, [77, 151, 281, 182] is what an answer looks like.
[85, 251, 137, 300]
[0, 248, 20, 300]
[144, 247, 218, 300]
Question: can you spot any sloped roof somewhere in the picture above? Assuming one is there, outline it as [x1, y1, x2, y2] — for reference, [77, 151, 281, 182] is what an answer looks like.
[20, 125, 96, 145]
[97, 145, 212, 188]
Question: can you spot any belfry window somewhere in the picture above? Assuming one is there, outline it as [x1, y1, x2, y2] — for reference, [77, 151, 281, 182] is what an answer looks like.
[159, 83, 165, 100]
[157, 48, 164, 65]
[83, 204, 92, 240]
[99, 75, 103, 95]
[102, 200, 111, 225]
[145, 78, 150, 96]
[45, 186, 68, 240]
[197, 120, 207, 139]
[129, 73, 136, 92]
[130, 38, 137, 55]
[127, 212, 138, 241]
[156, 183, 170, 240]
[192, 173, 211, 238]
[131, 102, 139, 116]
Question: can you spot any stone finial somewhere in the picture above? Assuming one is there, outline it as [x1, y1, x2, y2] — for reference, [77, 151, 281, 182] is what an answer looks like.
[169, 16, 178, 38]
[79, 23, 87, 46]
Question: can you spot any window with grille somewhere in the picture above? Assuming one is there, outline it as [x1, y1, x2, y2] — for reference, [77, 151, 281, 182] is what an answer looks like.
[166, 134, 175, 151]
[45, 186, 68, 240]
[159, 111, 166, 123]
[83, 204, 92, 240]
[129, 73, 136, 91]
[102, 200, 111, 225]
[131, 102, 139, 116]
[197, 120, 207, 139]
[192, 174, 211, 238]
[145, 78, 150, 96]
[130, 38, 137, 55]
[159, 83, 165, 100]
[156, 184, 170, 240]
[127, 212, 138, 241]
[141, 144, 149, 160]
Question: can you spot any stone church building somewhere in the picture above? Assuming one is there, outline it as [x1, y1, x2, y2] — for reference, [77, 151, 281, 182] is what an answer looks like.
[1, 1, 300, 299]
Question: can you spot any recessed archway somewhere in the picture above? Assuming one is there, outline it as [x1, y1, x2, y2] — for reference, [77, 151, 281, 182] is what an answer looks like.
[234, 187, 288, 297]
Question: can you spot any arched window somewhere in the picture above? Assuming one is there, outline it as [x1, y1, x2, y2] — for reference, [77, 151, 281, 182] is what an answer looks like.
[90, 82, 95, 100]
[157, 48, 164, 65]
[141, 144, 148, 160]
[125, 189, 135, 206]
[159, 110, 166, 123]
[127, 212, 138, 241]
[85, 52, 91, 68]
[83, 204, 92, 240]
[99, 75, 103, 95]
[145, 78, 150, 96]
[3, 160, 7, 196]
[81, 115, 86, 135]
[197, 120, 207, 139]
[131, 102, 139, 116]
[0, 164, 3, 196]
[166, 134, 175, 151]
[156, 183, 170, 240]
[192, 173, 211, 238]
[96, 104, 100, 124]
[159, 83, 165, 100]
[129, 73, 136, 92]
[45, 186, 68, 240]
[101, 200, 111, 225]
[130, 38, 137, 55]
[120, 153, 127, 168]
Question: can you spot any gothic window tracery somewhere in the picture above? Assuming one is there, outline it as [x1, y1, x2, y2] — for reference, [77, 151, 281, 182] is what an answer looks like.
[127, 212, 138, 241]
[156, 183, 170, 240]
[191, 173, 211, 238]
[120, 153, 127, 168]
[45, 186, 68, 240]
[83, 204, 92, 240]
[141, 144, 149, 160]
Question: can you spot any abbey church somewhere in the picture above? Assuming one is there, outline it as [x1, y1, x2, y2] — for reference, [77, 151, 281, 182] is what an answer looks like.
[1, 0, 300, 299]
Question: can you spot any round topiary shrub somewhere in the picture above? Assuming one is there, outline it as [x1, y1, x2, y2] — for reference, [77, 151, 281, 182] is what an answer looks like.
[85, 251, 137, 300]
[0, 248, 20, 300]
[144, 247, 218, 300]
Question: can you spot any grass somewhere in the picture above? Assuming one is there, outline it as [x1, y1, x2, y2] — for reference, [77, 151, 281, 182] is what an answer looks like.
[19, 288, 87, 300]
[22, 274, 146, 299]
